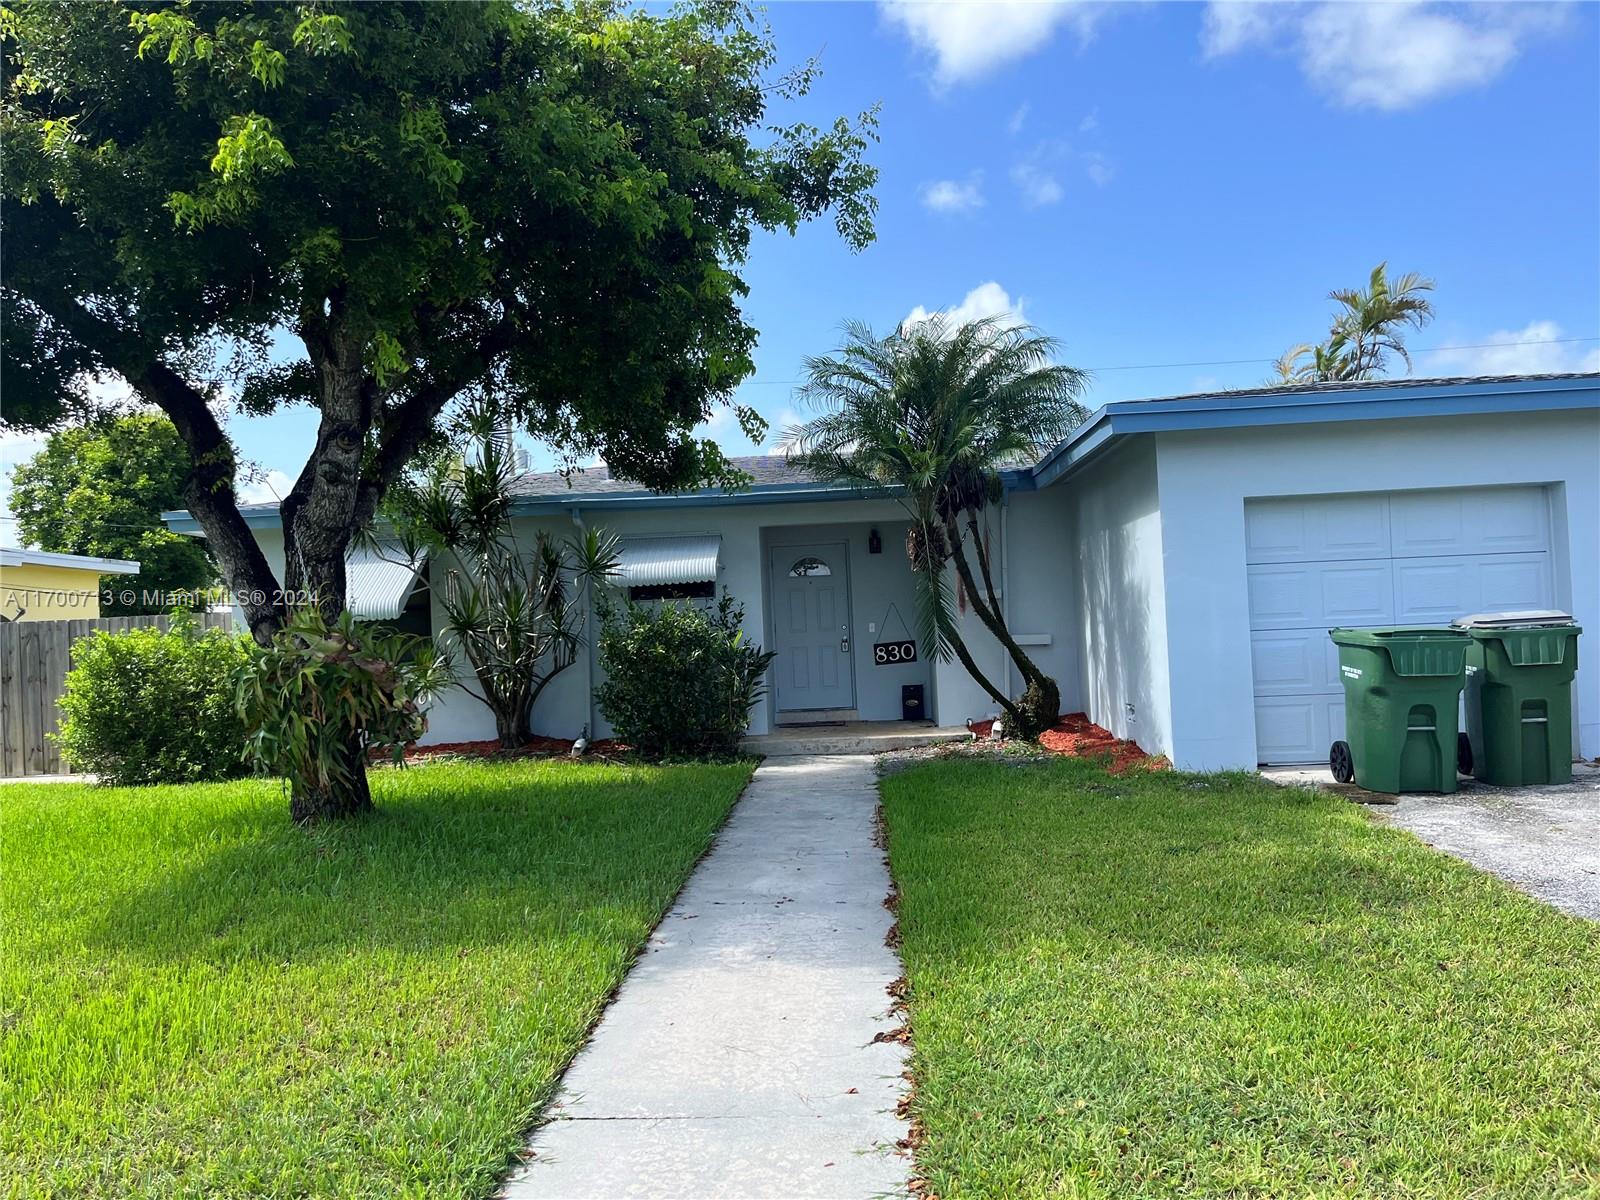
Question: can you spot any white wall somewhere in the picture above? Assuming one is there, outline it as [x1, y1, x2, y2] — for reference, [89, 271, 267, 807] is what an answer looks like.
[1061, 439, 1174, 758]
[1155, 407, 1600, 770]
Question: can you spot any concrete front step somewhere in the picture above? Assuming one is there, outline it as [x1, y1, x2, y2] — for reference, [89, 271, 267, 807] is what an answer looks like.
[741, 721, 974, 757]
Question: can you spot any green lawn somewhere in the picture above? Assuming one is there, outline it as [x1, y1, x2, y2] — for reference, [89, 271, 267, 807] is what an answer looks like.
[881, 757, 1600, 1199]
[1, 757, 753, 1199]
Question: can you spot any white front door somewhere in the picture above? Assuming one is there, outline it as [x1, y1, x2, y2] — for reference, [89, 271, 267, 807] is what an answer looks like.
[769, 542, 856, 713]
[1245, 485, 1554, 764]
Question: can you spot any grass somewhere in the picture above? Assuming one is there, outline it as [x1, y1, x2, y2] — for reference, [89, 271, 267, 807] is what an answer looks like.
[1, 756, 753, 1200]
[881, 756, 1600, 1199]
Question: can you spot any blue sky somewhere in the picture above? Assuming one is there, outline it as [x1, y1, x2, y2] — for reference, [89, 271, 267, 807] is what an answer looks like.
[3, 1, 1598, 537]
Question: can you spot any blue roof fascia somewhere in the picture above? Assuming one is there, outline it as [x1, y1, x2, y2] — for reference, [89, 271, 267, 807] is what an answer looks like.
[160, 508, 282, 535]
[1031, 375, 1599, 490]
[511, 480, 881, 515]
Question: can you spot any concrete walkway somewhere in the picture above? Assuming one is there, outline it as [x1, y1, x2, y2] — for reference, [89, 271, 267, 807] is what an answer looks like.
[501, 755, 909, 1200]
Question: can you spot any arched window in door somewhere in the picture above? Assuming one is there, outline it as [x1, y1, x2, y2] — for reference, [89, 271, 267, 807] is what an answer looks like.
[788, 556, 832, 577]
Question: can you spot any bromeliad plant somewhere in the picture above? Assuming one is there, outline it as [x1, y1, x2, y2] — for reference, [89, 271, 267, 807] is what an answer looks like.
[783, 315, 1088, 738]
[383, 413, 619, 748]
[237, 609, 449, 823]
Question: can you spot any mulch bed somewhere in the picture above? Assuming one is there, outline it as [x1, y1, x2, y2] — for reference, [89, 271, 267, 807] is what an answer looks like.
[970, 712, 1169, 774]
[373, 735, 627, 764]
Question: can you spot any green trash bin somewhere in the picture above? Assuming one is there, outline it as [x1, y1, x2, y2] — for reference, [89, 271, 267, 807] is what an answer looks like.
[1452, 611, 1581, 786]
[1328, 626, 1471, 794]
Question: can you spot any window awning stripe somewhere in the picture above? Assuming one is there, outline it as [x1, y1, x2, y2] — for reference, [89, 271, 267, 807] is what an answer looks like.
[616, 535, 721, 588]
[346, 542, 428, 621]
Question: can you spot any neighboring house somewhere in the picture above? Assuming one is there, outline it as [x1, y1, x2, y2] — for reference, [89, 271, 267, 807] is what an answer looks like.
[164, 373, 1600, 770]
[0, 548, 140, 621]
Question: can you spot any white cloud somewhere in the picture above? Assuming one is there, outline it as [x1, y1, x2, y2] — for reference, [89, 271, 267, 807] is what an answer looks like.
[237, 468, 293, 506]
[920, 174, 986, 214]
[1011, 160, 1064, 208]
[1011, 139, 1111, 204]
[1007, 103, 1030, 136]
[880, 1, 1111, 86]
[1078, 107, 1100, 134]
[762, 406, 806, 452]
[1427, 321, 1600, 377]
[903, 281, 1026, 333]
[1201, 2, 1566, 111]
[1082, 150, 1115, 187]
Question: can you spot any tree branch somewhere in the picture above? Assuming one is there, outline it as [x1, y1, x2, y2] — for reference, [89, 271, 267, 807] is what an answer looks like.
[354, 313, 520, 529]
[23, 289, 286, 641]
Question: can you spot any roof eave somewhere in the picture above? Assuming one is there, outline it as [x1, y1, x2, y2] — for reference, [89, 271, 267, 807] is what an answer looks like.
[1032, 373, 1600, 489]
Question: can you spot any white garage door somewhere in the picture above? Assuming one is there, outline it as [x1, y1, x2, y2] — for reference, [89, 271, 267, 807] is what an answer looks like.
[1246, 486, 1554, 765]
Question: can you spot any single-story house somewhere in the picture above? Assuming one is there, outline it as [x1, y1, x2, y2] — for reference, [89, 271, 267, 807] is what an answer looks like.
[0, 548, 141, 621]
[166, 373, 1600, 770]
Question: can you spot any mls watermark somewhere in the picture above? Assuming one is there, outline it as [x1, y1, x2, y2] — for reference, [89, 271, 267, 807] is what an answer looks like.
[95, 587, 322, 610]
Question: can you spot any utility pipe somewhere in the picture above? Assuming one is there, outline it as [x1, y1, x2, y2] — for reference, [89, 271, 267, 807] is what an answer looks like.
[576, 505, 601, 739]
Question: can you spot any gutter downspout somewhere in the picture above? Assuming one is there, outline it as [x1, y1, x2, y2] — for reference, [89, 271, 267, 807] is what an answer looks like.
[1000, 496, 1012, 704]
[571, 507, 598, 739]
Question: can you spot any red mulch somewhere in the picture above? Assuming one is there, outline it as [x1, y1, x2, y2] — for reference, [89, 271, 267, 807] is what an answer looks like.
[971, 712, 1169, 774]
[373, 735, 626, 764]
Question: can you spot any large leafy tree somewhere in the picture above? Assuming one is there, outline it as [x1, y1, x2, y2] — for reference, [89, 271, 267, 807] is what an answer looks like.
[784, 316, 1088, 738]
[10, 413, 216, 613]
[2, 0, 875, 818]
[1, 0, 875, 635]
[1272, 263, 1434, 384]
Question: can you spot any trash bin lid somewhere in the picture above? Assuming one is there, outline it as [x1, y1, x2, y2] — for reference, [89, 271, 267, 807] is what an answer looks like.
[1451, 609, 1574, 629]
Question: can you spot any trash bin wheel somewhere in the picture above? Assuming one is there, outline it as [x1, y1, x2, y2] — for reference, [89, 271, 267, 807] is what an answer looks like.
[1457, 732, 1473, 776]
[1329, 740, 1355, 784]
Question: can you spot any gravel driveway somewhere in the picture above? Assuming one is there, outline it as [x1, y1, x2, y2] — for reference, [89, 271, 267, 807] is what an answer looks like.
[1266, 765, 1600, 920]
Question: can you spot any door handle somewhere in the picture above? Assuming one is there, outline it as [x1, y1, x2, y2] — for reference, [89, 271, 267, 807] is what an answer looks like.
[840, 637, 850, 653]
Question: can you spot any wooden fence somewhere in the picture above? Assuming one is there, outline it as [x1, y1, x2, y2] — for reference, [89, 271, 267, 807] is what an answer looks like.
[0, 612, 237, 778]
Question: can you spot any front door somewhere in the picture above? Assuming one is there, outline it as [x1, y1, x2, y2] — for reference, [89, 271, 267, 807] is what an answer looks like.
[769, 542, 855, 713]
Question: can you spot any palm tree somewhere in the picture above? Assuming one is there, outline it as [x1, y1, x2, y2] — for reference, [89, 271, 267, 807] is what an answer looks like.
[783, 316, 1089, 737]
[1330, 262, 1434, 377]
[1271, 263, 1434, 384]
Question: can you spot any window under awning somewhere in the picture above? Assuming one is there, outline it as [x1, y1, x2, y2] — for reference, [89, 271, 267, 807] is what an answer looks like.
[346, 541, 428, 621]
[615, 534, 722, 588]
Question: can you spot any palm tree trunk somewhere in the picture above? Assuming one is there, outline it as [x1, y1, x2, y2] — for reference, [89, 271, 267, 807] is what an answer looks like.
[946, 512, 1060, 735]
[946, 624, 1025, 728]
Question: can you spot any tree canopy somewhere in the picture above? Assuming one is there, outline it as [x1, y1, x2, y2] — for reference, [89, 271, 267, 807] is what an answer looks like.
[2, 0, 878, 642]
[10, 413, 216, 613]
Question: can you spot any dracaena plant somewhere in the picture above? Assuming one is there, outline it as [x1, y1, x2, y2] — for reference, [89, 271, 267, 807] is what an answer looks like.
[381, 410, 619, 748]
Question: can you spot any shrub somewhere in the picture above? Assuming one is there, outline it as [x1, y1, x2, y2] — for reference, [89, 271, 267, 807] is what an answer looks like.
[54, 611, 252, 785]
[236, 609, 451, 820]
[595, 593, 775, 758]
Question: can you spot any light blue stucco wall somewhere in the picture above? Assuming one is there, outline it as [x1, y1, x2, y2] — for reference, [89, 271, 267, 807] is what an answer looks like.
[1061, 439, 1174, 759]
[1154, 406, 1600, 771]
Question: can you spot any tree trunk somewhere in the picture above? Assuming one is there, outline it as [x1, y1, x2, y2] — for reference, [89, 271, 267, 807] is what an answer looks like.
[289, 740, 374, 823]
[282, 316, 374, 621]
[279, 311, 381, 814]
[494, 706, 526, 750]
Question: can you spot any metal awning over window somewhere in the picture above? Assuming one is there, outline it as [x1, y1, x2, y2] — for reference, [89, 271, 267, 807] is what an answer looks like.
[615, 534, 721, 588]
[346, 541, 428, 620]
